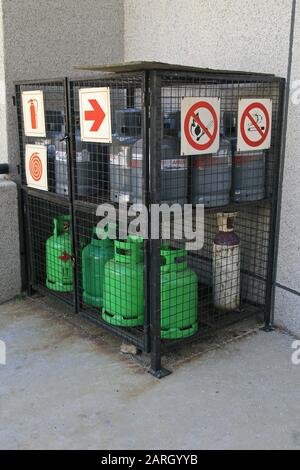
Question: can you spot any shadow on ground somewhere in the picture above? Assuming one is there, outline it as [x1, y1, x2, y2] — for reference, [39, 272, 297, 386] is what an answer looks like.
[0, 295, 299, 450]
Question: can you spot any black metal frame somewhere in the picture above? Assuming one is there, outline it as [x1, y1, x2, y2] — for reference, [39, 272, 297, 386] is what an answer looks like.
[15, 68, 286, 377]
[263, 79, 286, 331]
[15, 78, 73, 304]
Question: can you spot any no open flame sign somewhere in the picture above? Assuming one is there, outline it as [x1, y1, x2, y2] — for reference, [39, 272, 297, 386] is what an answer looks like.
[181, 97, 220, 155]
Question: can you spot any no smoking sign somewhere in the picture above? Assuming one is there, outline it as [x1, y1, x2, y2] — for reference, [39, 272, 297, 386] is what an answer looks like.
[237, 98, 272, 151]
[181, 97, 220, 155]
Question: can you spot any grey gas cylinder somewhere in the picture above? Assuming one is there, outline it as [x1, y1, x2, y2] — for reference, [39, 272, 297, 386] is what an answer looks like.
[160, 136, 188, 205]
[54, 130, 98, 197]
[191, 136, 232, 207]
[131, 135, 187, 205]
[232, 140, 266, 202]
[110, 136, 143, 204]
[161, 110, 187, 204]
[110, 135, 187, 204]
[54, 147, 69, 196]
[110, 109, 187, 205]
[223, 111, 266, 202]
[163, 110, 180, 138]
[110, 137, 188, 204]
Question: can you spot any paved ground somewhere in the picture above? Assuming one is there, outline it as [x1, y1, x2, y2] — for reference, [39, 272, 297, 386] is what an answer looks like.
[0, 295, 299, 450]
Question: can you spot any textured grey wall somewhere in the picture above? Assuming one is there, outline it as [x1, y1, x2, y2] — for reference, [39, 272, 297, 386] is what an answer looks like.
[124, 0, 291, 76]
[0, 179, 21, 303]
[2, 0, 124, 168]
[0, 3, 8, 163]
[275, 5, 300, 335]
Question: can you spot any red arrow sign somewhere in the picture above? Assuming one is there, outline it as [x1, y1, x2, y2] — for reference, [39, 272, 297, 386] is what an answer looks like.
[84, 99, 106, 132]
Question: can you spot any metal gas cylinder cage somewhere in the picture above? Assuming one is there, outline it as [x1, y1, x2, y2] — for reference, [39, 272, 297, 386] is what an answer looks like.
[15, 63, 285, 377]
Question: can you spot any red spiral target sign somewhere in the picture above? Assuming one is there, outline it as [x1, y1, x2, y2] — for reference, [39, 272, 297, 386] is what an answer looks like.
[181, 97, 220, 156]
[29, 152, 43, 181]
[25, 144, 48, 191]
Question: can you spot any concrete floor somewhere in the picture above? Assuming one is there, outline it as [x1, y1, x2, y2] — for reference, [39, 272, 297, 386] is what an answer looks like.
[0, 295, 299, 450]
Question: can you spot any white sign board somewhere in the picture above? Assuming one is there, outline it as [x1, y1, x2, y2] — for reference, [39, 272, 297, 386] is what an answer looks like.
[79, 87, 112, 143]
[181, 97, 220, 155]
[237, 98, 272, 152]
[25, 144, 48, 191]
[21, 90, 46, 137]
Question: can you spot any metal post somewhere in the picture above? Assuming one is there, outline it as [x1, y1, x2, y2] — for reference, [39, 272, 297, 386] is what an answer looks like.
[15, 84, 33, 296]
[142, 71, 151, 353]
[263, 79, 286, 331]
[148, 70, 171, 378]
[264, 1, 296, 331]
[65, 78, 80, 314]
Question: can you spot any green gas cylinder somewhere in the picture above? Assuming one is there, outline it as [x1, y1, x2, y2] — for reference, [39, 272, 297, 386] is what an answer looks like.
[160, 246, 198, 339]
[82, 226, 114, 308]
[102, 236, 144, 327]
[46, 215, 73, 292]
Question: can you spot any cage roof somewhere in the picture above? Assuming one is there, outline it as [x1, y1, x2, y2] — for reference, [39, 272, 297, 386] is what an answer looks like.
[75, 61, 274, 77]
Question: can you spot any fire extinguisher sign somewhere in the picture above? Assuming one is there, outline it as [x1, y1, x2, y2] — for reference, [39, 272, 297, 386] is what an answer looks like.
[237, 98, 272, 151]
[21, 90, 46, 137]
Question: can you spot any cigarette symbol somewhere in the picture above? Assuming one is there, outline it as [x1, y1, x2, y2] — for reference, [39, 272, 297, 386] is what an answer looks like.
[248, 113, 265, 132]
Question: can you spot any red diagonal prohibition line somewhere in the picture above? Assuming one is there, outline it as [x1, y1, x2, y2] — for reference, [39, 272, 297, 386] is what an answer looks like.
[192, 112, 213, 140]
[246, 112, 265, 138]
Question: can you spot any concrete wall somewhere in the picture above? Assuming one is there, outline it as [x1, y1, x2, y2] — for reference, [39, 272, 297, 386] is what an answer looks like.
[275, 5, 300, 335]
[124, 0, 291, 76]
[0, 2, 8, 164]
[0, 0, 124, 302]
[2, 0, 124, 169]
[0, 179, 21, 303]
[124, 0, 300, 335]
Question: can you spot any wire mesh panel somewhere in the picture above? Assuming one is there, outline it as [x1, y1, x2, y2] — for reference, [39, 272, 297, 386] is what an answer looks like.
[158, 71, 282, 206]
[16, 80, 70, 197]
[148, 70, 284, 369]
[69, 74, 149, 350]
[69, 74, 145, 205]
[74, 207, 148, 351]
[154, 202, 270, 351]
[25, 193, 74, 306]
